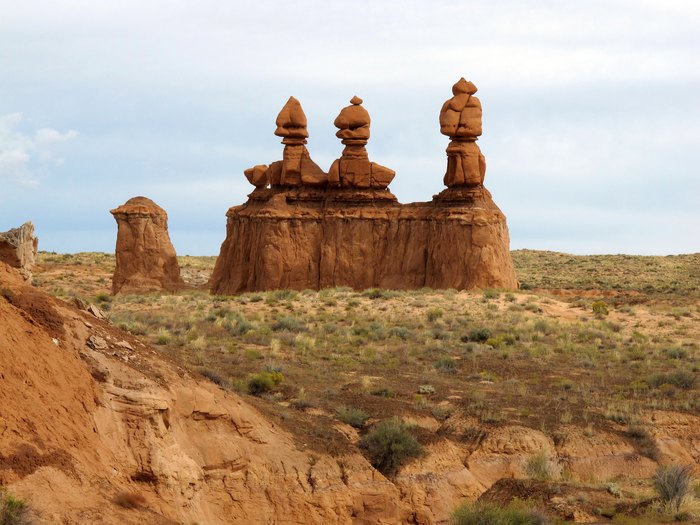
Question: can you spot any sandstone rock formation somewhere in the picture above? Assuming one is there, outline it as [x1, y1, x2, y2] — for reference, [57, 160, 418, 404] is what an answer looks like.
[328, 96, 396, 189]
[0, 221, 38, 281]
[439, 78, 485, 188]
[210, 81, 518, 294]
[244, 96, 327, 188]
[110, 197, 184, 294]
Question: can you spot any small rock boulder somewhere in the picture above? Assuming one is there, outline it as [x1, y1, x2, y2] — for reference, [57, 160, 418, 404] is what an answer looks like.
[0, 221, 38, 281]
[110, 196, 185, 294]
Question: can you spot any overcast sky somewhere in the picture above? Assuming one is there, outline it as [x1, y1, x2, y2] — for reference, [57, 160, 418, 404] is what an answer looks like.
[1, 0, 699, 255]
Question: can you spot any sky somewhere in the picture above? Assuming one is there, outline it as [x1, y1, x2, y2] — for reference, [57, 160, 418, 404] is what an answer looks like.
[1, 0, 699, 255]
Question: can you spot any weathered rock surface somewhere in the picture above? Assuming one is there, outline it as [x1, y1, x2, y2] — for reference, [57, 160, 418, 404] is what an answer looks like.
[2, 261, 699, 523]
[211, 81, 518, 293]
[0, 221, 38, 280]
[110, 197, 184, 294]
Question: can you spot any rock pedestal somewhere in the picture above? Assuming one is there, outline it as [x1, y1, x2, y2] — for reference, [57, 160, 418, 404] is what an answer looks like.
[110, 196, 185, 294]
[210, 81, 518, 294]
[0, 222, 38, 281]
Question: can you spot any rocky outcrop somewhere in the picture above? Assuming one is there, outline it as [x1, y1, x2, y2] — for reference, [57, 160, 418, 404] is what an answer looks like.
[0, 221, 38, 281]
[211, 79, 518, 294]
[110, 197, 184, 294]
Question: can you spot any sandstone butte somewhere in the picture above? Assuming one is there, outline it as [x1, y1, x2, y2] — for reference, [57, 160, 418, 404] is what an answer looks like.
[210, 79, 519, 294]
[3, 260, 700, 524]
[110, 196, 185, 295]
[0, 221, 38, 281]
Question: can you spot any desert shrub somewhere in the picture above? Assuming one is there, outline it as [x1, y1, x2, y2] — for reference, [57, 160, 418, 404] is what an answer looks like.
[648, 371, 696, 390]
[653, 464, 694, 513]
[337, 407, 369, 428]
[247, 371, 284, 395]
[359, 417, 423, 475]
[524, 451, 555, 481]
[665, 348, 688, 360]
[271, 316, 305, 332]
[370, 387, 395, 398]
[452, 501, 550, 525]
[363, 288, 387, 300]
[426, 308, 444, 322]
[591, 300, 609, 317]
[389, 326, 411, 339]
[199, 368, 230, 389]
[269, 289, 298, 301]
[483, 289, 500, 299]
[434, 357, 458, 374]
[626, 425, 660, 461]
[0, 490, 31, 525]
[465, 328, 492, 343]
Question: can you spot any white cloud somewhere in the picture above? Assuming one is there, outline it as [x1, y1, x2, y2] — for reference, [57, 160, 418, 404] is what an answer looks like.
[0, 113, 77, 188]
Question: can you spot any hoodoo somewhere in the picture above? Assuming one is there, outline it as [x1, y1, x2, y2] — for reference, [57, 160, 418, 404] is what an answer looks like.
[110, 196, 185, 294]
[210, 79, 518, 293]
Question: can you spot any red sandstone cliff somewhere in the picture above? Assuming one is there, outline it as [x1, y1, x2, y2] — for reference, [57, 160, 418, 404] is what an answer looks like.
[210, 80, 518, 294]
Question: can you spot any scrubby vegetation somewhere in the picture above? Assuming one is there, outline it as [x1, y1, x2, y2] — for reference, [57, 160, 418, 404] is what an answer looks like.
[33, 249, 700, 519]
[0, 490, 31, 525]
[452, 501, 550, 525]
[358, 417, 423, 475]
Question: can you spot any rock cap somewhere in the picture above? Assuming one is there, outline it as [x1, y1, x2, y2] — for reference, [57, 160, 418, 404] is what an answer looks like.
[275, 96, 309, 140]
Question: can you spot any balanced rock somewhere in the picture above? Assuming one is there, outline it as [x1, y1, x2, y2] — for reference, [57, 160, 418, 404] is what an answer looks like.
[110, 196, 184, 294]
[328, 96, 395, 189]
[246, 97, 327, 188]
[439, 77, 486, 187]
[0, 221, 38, 281]
[211, 80, 518, 293]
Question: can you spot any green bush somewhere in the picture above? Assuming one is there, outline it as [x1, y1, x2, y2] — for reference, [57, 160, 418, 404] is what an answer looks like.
[359, 417, 423, 475]
[0, 490, 31, 525]
[648, 371, 696, 390]
[247, 371, 284, 395]
[452, 501, 549, 525]
[271, 316, 305, 332]
[337, 407, 370, 428]
[591, 300, 609, 317]
[426, 308, 444, 323]
[524, 451, 555, 481]
[653, 464, 694, 513]
[465, 328, 492, 343]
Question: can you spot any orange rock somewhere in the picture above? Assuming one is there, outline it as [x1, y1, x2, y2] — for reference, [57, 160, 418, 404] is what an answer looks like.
[244, 97, 327, 188]
[110, 196, 185, 294]
[440, 78, 485, 188]
[212, 80, 517, 293]
[328, 96, 395, 189]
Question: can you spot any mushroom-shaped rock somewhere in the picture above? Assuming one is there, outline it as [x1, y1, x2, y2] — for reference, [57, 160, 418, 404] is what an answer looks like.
[110, 196, 185, 294]
[334, 96, 371, 142]
[241, 97, 326, 188]
[328, 96, 394, 189]
[275, 96, 309, 141]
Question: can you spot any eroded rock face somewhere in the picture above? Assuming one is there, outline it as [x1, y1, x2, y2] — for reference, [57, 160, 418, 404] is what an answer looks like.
[0, 221, 38, 281]
[211, 80, 518, 294]
[110, 197, 184, 294]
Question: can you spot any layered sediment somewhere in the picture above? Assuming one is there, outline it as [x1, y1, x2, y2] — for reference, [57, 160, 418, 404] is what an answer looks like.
[110, 196, 184, 294]
[211, 79, 518, 294]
